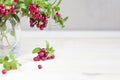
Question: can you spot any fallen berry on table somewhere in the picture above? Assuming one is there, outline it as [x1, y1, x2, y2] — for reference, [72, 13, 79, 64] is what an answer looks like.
[38, 64, 42, 69]
[2, 69, 7, 74]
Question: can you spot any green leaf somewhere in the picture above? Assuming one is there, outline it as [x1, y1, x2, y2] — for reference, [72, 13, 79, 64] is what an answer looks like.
[46, 41, 49, 50]
[51, 50, 55, 53]
[56, 0, 62, 7]
[20, 3, 27, 9]
[4, 56, 9, 61]
[52, 8, 55, 19]
[32, 47, 41, 54]
[59, 20, 64, 28]
[49, 47, 53, 51]
[0, 58, 3, 64]
[52, 0, 57, 5]
[3, 62, 11, 71]
[11, 61, 17, 69]
[54, 6, 60, 11]
[63, 17, 68, 22]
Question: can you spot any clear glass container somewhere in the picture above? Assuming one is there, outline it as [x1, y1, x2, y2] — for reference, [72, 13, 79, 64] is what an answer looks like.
[0, 18, 21, 57]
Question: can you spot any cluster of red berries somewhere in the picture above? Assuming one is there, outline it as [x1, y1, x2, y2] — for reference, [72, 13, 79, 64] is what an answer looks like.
[33, 48, 55, 62]
[33, 48, 55, 69]
[29, 4, 48, 30]
[0, 4, 15, 16]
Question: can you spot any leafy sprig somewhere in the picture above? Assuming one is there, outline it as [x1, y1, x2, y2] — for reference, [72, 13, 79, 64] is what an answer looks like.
[0, 51, 21, 71]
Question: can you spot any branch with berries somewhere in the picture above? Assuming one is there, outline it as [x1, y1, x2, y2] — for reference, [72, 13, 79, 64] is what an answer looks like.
[0, 0, 68, 30]
[32, 41, 55, 69]
[0, 51, 21, 74]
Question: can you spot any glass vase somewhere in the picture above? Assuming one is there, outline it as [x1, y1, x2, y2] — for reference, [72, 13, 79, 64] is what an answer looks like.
[0, 18, 20, 57]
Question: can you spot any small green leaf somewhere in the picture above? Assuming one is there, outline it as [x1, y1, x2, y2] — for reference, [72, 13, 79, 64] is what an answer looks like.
[3, 62, 11, 71]
[52, 8, 55, 19]
[52, 0, 57, 5]
[4, 56, 9, 61]
[54, 6, 60, 11]
[0, 58, 3, 64]
[32, 47, 41, 53]
[11, 61, 17, 70]
[59, 20, 64, 28]
[51, 50, 55, 53]
[49, 47, 53, 51]
[63, 17, 68, 22]
[56, 0, 62, 7]
[46, 41, 49, 50]
[20, 3, 27, 9]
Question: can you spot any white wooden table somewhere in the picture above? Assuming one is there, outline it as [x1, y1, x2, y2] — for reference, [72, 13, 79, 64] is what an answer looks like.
[0, 31, 120, 80]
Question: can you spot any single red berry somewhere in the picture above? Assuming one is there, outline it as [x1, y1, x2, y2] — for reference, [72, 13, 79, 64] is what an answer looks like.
[4, 9, 9, 16]
[46, 56, 51, 60]
[41, 57, 46, 61]
[33, 57, 38, 61]
[11, 5, 15, 9]
[1, 8, 5, 14]
[39, 26, 44, 30]
[44, 52, 48, 57]
[38, 64, 42, 69]
[36, 4, 40, 8]
[38, 51, 45, 57]
[41, 48, 46, 52]
[2, 69, 7, 74]
[56, 12, 61, 16]
[50, 55, 55, 59]
[0, 4, 5, 8]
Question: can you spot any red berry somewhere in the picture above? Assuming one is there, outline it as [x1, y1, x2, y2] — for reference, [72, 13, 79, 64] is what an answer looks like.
[50, 55, 55, 59]
[36, 4, 40, 8]
[37, 56, 41, 61]
[33, 57, 38, 61]
[14, 0, 19, 3]
[38, 51, 45, 57]
[2, 69, 7, 74]
[0, 4, 5, 8]
[41, 57, 46, 61]
[11, 5, 15, 9]
[41, 48, 46, 52]
[4, 9, 9, 16]
[1, 8, 5, 14]
[44, 52, 48, 57]
[38, 64, 42, 69]
[47, 56, 51, 60]
[56, 12, 61, 16]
